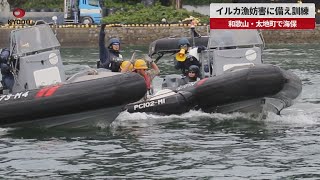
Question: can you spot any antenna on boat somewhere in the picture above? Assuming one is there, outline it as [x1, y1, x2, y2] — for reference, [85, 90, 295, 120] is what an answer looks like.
[190, 20, 196, 48]
[258, 29, 265, 51]
[52, 16, 58, 36]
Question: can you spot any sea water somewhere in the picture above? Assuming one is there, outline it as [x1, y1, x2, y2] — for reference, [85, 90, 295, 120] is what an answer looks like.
[0, 44, 319, 179]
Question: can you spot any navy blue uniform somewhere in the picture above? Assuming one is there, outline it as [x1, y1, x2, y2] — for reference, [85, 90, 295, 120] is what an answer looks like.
[174, 55, 201, 76]
[98, 25, 122, 72]
[174, 38, 205, 76]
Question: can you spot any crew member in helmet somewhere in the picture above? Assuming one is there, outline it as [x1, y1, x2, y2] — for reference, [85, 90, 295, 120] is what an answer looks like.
[98, 24, 123, 72]
[185, 65, 201, 83]
[121, 57, 160, 96]
[174, 37, 204, 76]
[0, 48, 14, 92]
[119, 60, 133, 72]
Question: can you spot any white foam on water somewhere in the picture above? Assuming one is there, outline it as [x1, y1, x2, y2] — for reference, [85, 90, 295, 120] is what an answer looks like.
[0, 128, 8, 136]
[114, 110, 251, 122]
[111, 109, 255, 129]
[263, 48, 291, 52]
[293, 52, 308, 56]
[111, 101, 320, 130]
[0, 127, 15, 137]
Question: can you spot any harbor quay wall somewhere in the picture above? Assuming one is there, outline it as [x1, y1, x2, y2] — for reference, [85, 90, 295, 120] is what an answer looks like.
[0, 25, 319, 48]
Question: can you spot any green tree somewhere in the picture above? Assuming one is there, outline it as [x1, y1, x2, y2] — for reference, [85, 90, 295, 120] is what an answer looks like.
[8, 0, 63, 10]
[102, 1, 209, 24]
[183, 0, 232, 5]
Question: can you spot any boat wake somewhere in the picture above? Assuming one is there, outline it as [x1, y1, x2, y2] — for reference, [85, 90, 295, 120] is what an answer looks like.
[112, 110, 257, 128]
[115, 110, 252, 121]
[111, 102, 320, 130]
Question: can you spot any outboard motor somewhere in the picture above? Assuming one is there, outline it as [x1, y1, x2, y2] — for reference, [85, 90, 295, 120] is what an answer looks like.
[9, 24, 66, 93]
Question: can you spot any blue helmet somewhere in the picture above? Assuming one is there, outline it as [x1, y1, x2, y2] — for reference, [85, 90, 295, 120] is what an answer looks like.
[188, 65, 200, 74]
[108, 38, 120, 47]
[178, 38, 190, 47]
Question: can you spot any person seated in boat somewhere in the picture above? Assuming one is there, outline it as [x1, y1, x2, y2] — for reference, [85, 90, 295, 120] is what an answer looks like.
[186, 65, 201, 82]
[121, 57, 160, 96]
[98, 23, 123, 72]
[0, 48, 14, 92]
[174, 37, 204, 76]
[182, 65, 201, 84]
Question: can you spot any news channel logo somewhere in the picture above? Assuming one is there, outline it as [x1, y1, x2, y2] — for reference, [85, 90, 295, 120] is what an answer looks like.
[12, 8, 26, 18]
[8, 8, 33, 25]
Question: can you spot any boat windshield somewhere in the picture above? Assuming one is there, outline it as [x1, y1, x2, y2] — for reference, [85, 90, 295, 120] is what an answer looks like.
[208, 30, 263, 48]
[11, 24, 60, 55]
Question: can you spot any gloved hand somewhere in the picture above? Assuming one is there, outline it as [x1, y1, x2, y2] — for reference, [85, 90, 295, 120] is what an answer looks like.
[197, 45, 206, 53]
[129, 52, 136, 64]
[144, 54, 154, 63]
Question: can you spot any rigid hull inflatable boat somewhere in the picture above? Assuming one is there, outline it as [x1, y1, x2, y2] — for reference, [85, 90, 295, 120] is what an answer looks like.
[125, 64, 301, 116]
[0, 24, 147, 128]
[124, 29, 302, 117]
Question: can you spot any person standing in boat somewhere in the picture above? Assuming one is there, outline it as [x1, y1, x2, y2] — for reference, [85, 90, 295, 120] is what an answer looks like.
[98, 24, 123, 72]
[0, 48, 14, 92]
[174, 37, 204, 76]
[121, 57, 160, 96]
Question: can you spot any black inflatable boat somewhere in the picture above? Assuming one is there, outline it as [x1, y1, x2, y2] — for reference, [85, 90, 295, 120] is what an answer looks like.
[124, 29, 302, 117]
[0, 72, 147, 128]
[124, 64, 301, 116]
[0, 24, 147, 128]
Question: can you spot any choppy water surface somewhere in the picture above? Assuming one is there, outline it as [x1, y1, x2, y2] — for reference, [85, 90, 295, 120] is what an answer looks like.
[1, 44, 320, 179]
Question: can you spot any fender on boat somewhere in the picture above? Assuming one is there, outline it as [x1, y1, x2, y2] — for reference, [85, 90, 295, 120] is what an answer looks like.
[191, 64, 286, 110]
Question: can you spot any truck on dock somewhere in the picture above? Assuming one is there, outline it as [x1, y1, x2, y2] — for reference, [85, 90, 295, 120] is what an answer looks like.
[0, 0, 103, 25]
[64, 0, 103, 24]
